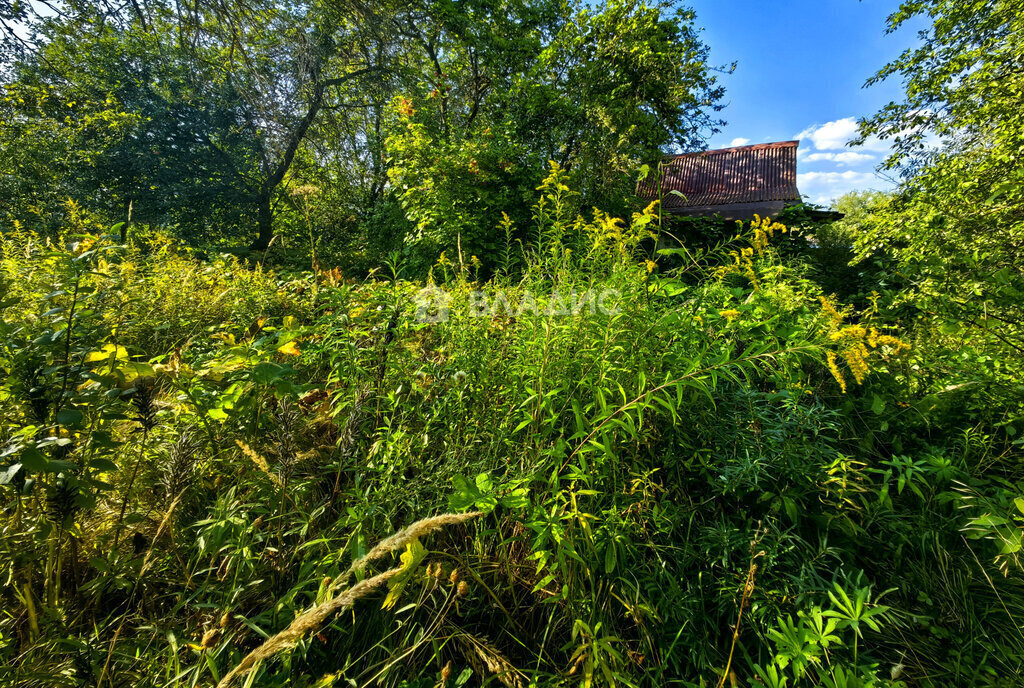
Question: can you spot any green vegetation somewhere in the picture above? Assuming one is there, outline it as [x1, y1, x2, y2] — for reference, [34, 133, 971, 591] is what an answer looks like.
[1, 1, 1023, 687]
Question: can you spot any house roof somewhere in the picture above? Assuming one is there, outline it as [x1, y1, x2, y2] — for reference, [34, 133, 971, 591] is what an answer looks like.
[638, 140, 801, 211]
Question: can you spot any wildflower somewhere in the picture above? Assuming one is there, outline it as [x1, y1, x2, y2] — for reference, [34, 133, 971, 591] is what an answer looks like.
[827, 351, 847, 393]
[453, 370, 468, 386]
[456, 581, 470, 597]
[845, 343, 870, 384]
[821, 302, 909, 390]
[719, 309, 741, 321]
[289, 184, 319, 199]
[819, 296, 843, 329]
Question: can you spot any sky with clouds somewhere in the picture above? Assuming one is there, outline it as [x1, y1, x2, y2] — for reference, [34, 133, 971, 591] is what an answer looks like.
[687, 0, 926, 207]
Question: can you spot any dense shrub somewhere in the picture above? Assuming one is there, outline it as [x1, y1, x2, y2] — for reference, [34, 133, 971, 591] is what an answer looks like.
[4, 168, 1018, 688]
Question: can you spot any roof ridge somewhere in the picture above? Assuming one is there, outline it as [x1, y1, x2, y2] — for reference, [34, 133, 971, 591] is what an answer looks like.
[667, 140, 799, 158]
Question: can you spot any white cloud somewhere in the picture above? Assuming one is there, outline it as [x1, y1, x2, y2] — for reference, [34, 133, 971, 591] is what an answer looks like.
[796, 118, 860, 150]
[729, 137, 751, 147]
[834, 151, 875, 164]
[802, 151, 874, 164]
[795, 117, 889, 153]
[797, 171, 886, 206]
[791, 117, 895, 204]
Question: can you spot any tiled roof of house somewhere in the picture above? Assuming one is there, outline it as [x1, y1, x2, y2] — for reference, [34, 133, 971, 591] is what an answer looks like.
[638, 140, 801, 210]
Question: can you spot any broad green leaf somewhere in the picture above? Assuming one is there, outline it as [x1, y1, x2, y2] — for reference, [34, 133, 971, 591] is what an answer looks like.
[382, 539, 427, 610]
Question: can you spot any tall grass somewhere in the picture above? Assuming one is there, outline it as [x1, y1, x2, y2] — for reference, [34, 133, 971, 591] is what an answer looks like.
[0, 169, 1020, 687]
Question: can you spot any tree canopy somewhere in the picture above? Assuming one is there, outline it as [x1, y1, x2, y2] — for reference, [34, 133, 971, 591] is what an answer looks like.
[1, 0, 725, 260]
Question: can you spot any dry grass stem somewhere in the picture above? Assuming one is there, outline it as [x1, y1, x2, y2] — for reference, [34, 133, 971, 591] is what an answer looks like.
[217, 511, 483, 688]
[332, 511, 482, 593]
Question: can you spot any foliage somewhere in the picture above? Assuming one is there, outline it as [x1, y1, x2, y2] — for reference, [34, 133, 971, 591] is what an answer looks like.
[853, 0, 1024, 431]
[1, 0, 724, 262]
[0, 2, 1023, 687]
[4, 165, 1019, 688]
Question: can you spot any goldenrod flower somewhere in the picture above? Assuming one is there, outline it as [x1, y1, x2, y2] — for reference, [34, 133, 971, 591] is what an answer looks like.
[827, 351, 847, 393]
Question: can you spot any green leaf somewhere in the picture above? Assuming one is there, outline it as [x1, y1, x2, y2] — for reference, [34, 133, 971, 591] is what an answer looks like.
[56, 408, 84, 428]
[20, 447, 49, 472]
[498, 488, 530, 511]
[117, 361, 156, 379]
[382, 539, 427, 610]
[89, 458, 118, 472]
[475, 472, 493, 493]
[449, 474, 482, 511]
[251, 362, 292, 384]
[207, 408, 229, 422]
[0, 463, 22, 485]
[604, 540, 616, 574]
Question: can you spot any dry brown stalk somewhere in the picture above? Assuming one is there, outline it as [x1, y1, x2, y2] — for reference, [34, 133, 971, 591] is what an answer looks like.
[714, 529, 766, 688]
[216, 567, 400, 688]
[456, 632, 526, 688]
[235, 439, 282, 486]
[329, 511, 483, 595]
[217, 511, 483, 688]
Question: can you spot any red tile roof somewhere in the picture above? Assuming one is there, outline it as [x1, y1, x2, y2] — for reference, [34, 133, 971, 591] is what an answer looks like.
[638, 140, 801, 210]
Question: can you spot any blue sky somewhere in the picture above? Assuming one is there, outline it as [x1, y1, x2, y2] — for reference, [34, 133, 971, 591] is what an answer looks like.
[688, 0, 925, 206]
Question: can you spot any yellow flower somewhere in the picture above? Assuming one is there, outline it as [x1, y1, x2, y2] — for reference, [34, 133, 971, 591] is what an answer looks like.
[819, 296, 843, 329]
[822, 316, 908, 391]
[277, 340, 301, 356]
[844, 343, 870, 384]
[719, 309, 741, 321]
[827, 351, 847, 393]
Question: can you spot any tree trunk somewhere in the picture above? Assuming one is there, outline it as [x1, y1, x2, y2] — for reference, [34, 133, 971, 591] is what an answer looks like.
[252, 192, 274, 251]
[247, 68, 376, 251]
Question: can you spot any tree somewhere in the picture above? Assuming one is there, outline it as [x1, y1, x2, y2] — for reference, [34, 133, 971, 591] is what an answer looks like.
[858, 0, 1024, 173]
[855, 0, 1024, 421]
[2, 0, 396, 248]
[2, 0, 724, 259]
[385, 0, 726, 271]
[1, 12, 261, 239]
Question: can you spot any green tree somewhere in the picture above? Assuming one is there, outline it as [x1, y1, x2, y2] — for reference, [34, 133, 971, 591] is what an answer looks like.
[386, 0, 726, 271]
[856, 0, 1024, 423]
[1, 0, 395, 247]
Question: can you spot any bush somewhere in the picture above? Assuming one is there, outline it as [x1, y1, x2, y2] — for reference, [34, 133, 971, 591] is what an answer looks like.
[0, 170, 1019, 688]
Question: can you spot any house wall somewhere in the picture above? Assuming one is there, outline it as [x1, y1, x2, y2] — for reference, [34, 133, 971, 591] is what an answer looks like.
[667, 200, 791, 221]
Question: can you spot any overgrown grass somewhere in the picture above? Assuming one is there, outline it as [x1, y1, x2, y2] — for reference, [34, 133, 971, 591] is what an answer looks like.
[1, 169, 1021, 687]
